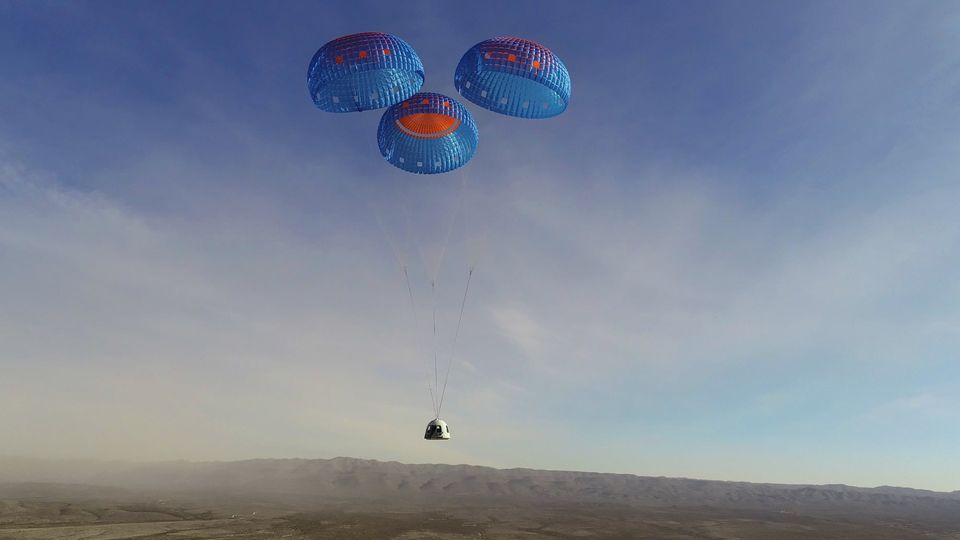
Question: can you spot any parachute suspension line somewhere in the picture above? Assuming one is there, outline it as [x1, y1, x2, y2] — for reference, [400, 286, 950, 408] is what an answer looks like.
[416, 182, 466, 286]
[431, 278, 439, 418]
[375, 197, 438, 417]
[432, 190, 463, 282]
[373, 200, 417, 325]
[374, 204, 407, 272]
[396, 177, 470, 420]
[406, 264, 436, 417]
[398, 195, 433, 286]
[401, 265, 416, 311]
[437, 265, 474, 416]
[459, 168, 485, 271]
[436, 171, 477, 417]
[423, 183, 465, 419]
[389, 196, 440, 417]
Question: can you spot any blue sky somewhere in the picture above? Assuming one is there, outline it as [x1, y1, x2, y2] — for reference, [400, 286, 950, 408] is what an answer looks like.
[1, 1, 959, 491]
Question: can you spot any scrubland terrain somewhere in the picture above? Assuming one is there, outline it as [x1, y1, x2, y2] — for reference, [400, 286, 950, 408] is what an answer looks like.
[1, 457, 958, 539]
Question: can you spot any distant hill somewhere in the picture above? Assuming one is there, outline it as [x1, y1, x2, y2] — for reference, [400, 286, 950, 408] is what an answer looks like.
[1, 456, 958, 525]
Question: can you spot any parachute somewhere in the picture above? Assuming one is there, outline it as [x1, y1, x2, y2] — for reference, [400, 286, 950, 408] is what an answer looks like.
[307, 33, 569, 441]
[454, 37, 571, 119]
[377, 92, 479, 174]
[307, 32, 424, 113]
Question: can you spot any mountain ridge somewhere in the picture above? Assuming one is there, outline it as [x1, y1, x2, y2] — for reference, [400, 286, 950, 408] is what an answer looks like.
[3, 455, 955, 495]
[2, 455, 958, 519]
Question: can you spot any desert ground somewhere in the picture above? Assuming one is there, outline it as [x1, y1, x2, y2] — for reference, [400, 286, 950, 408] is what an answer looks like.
[1, 457, 959, 539]
[3, 498, 960, 539]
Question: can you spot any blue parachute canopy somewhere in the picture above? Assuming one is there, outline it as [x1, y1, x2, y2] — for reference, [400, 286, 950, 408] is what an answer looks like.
[454, 37, 571, 119]
[378, 92, 478, 174]
[308, 32, 424, 113]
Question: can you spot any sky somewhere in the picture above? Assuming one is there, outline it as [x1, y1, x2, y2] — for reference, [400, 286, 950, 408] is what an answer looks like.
[1, 0, 959, 491]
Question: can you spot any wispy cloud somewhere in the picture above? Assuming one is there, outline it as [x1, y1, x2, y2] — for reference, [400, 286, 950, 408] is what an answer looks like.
[867, 393, 960, 422]
[2, 1, 960, 491]
[489, 305, 545, 360]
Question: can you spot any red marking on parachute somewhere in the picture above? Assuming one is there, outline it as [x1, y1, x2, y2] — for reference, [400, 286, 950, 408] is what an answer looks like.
[396, 113, 461, 139]
[358, 50, 369, 59]
[532, 60, 541, 69]
[507, 54, 517, 62]
[421, 98, 430, 105]
[335, 56, 344, 64]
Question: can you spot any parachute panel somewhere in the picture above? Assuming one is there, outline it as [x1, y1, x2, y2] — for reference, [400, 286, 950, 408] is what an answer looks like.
[308, 32, 424, 113]
[455, 37, 571, 119]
